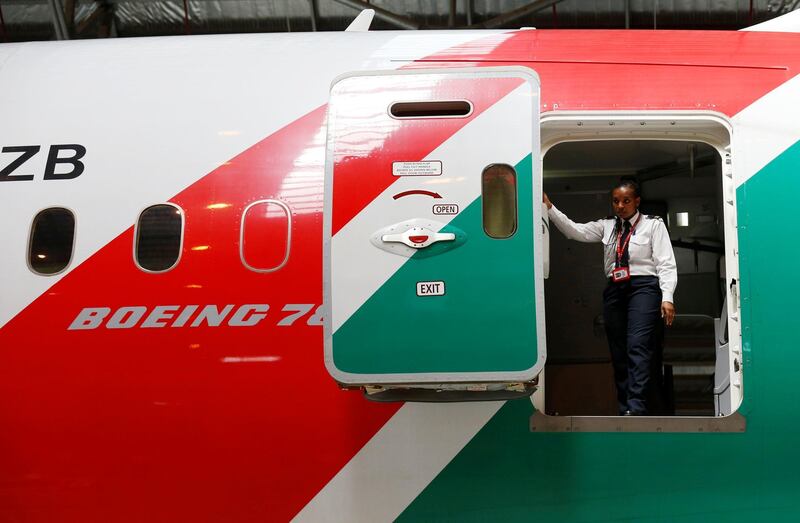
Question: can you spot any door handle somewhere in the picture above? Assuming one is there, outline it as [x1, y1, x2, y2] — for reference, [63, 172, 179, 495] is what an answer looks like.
[382, 227, 456, 249]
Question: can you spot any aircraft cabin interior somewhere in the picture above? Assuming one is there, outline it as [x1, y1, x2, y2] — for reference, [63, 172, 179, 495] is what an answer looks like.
[542, 139, 730, 417]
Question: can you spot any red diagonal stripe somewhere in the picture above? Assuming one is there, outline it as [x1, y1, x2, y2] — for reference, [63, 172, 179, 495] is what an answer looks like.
[0, 106, 401, 523]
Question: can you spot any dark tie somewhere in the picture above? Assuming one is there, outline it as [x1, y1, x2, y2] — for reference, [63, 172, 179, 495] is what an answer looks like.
[619, 220, 632, 268]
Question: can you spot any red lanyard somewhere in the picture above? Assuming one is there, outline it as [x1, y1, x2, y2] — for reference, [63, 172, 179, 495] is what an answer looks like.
[615, 214, 642, 266]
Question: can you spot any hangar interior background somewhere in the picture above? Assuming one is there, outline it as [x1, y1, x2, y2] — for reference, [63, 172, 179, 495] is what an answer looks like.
[1, 0, 799, 42]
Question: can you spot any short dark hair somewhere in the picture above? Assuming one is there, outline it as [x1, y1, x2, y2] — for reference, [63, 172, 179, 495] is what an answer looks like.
[612, 177, 641, 198]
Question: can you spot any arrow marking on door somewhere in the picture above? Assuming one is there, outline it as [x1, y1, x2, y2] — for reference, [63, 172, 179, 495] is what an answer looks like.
[392, 190, 443, 200]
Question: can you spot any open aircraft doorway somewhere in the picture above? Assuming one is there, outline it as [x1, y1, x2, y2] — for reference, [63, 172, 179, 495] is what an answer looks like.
[533, 113, 745, 433]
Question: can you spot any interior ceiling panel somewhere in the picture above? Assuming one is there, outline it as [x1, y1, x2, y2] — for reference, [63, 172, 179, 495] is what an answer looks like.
[0, 0, 796, 42]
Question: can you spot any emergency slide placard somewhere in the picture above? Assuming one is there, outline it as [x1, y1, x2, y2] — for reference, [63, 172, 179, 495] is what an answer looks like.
[392, 161, 442, 176]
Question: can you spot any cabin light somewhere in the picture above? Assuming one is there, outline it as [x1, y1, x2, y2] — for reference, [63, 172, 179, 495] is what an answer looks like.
[185, 284, 203, 289]
[676, 212, 690, 227]
[189, 343, 201, 350]
[191, 245, 210, 251]
[206, 203, 232, 210]
[36, 254, 46, 259]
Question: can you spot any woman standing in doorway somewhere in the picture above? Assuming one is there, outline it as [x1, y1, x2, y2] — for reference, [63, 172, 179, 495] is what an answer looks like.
[544, 179, 677, 416]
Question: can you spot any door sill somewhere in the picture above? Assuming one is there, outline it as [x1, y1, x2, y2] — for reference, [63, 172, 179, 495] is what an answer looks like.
[530, 411, 746, 433]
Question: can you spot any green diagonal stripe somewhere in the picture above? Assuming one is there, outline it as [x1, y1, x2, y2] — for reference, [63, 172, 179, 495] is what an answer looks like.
[397, 140, 800, 522]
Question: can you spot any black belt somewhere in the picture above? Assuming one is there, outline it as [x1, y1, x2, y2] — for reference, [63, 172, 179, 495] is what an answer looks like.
[607, 275, 658, 283]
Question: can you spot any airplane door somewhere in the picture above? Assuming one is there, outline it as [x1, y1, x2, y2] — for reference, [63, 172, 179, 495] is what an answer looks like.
[324, 67, 545, 393]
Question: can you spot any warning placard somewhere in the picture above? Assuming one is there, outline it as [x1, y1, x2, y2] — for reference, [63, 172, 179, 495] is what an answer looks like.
[392, 161, 442, 177]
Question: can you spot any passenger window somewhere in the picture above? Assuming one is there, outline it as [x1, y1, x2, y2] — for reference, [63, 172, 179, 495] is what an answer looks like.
[240, 200, 291, 273]
[135, 204, 183, 272]
[482, 164, 518, 238]
[29, 207, 75, 275]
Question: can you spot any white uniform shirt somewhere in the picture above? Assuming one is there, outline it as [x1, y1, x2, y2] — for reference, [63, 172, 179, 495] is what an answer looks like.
[548, 205, 678, 303]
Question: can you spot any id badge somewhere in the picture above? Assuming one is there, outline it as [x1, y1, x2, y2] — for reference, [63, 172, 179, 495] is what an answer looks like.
[612, 267, 631, 282]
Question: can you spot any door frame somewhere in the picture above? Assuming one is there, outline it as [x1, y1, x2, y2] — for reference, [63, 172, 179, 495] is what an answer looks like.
[533, 110, 744, 430]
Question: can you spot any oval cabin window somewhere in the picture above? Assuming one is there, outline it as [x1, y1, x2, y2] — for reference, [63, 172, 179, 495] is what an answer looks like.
[240, 200, 291, 273]
[29, 207, 76, 275]
[135, 204, 184, 272]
